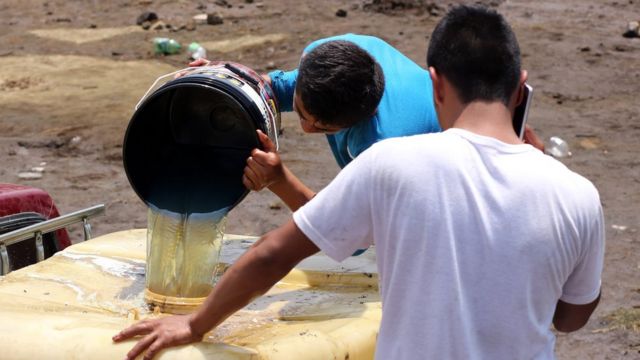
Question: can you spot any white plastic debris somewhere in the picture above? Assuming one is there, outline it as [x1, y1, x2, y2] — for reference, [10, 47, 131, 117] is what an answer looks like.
[545, 136, 572, 158]
[192, 14, 208, 24]
[18, 171, 43, 180]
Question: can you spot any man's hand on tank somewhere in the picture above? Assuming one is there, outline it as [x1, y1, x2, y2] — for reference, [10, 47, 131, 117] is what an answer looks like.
[112, 314, 203, 360]
[242, 130, 285, 191]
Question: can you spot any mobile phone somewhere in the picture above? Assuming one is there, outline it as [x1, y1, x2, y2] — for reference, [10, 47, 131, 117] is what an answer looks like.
[512, 83, 533, 139]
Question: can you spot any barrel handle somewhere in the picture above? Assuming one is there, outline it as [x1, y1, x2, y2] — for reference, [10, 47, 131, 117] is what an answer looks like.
[135, 67, 195, 110]
[135, 63, 231, 110]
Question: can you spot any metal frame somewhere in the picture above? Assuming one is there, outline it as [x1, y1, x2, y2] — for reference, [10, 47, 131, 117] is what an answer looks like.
[0, 204, 105, 275]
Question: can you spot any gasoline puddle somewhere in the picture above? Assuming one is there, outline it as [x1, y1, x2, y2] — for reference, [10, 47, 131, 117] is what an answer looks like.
[58, 252, 146, 302]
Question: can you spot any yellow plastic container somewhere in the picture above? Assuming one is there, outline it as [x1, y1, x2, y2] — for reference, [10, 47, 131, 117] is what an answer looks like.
[0, 229, 381, 359]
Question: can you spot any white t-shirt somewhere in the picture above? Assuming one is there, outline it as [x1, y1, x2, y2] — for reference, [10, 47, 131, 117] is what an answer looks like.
[293, 128, 604, 360]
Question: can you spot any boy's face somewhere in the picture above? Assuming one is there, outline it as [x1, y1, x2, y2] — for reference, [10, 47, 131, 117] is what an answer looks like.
[293, 92, 343, 134]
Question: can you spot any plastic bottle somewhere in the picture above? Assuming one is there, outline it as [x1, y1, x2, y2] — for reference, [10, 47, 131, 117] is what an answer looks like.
[153, 38, 181, 55]
[187, 42, 207, 60]
[545, 136, 572, 158]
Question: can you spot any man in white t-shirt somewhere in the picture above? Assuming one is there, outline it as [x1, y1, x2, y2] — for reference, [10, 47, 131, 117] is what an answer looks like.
[114, 5, 604, 360]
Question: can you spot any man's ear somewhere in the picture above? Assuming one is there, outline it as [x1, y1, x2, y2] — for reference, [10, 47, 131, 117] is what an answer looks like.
[428, 67, 444, 106]
[515, 70, 529, 106]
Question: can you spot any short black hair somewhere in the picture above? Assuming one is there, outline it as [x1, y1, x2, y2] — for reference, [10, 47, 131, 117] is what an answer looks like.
[427, 5, 521, 106]
[296, 40, 385, 127]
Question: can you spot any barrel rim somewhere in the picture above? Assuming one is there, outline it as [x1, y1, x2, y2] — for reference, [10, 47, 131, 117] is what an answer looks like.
[122, 75, 270, 214]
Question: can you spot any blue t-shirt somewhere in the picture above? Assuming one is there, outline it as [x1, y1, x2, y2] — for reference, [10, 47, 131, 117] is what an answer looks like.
[269, 33, 441, 168]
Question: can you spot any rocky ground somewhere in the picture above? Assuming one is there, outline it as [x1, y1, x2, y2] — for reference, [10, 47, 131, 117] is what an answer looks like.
[1, 0, 640, 358]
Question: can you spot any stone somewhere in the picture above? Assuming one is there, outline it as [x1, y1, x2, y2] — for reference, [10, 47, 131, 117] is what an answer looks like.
[136, 11, 158, 26]
[269, 202, 282, 210]
[141, 21, 152, 30]
[69, 136, 82, 147]
[206, 12, 224, 25]
[622, 21, 640, 38]
[427, 3, 444, 17]
[335, 9, 348, 17]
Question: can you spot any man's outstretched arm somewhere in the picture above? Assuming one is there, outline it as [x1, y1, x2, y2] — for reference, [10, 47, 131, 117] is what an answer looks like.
[113, 220, 319, 360]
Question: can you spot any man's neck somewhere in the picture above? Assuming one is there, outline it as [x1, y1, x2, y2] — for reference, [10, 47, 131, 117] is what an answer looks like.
[451, 101, 521, 145]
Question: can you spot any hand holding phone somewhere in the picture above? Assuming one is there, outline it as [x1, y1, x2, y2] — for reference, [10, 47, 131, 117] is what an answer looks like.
[512, 83, 533, 139]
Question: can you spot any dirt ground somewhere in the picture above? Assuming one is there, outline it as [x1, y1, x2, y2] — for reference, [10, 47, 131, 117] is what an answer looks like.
[1, 0, 639, 358]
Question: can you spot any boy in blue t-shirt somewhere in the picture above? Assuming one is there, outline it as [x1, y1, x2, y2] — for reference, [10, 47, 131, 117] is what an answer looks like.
[268, 34, 441, 169]
[198, 34, 441, 212]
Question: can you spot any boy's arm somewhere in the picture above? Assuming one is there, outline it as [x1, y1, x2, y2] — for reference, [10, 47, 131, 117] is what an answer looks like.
[243, 130, 316, 211]
[267, 165, 316, 211]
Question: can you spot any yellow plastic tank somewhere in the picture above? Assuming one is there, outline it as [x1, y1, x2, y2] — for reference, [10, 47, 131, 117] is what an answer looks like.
[0, 229, 381, 359]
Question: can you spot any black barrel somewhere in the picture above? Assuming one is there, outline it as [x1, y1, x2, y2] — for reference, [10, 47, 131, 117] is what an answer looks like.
[123, 63, 280, 215]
